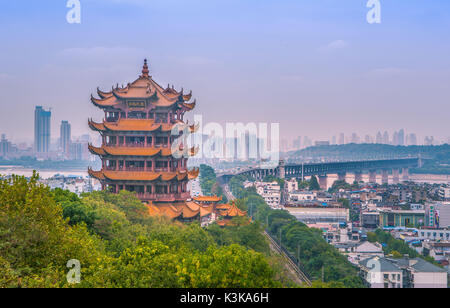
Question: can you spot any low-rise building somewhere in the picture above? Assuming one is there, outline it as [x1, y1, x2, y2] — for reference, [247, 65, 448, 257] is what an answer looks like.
[288, 190, 316, 202]
[255, 181, 281, 209]
[359, 256, 448, 288]
[379, 209, 425, 228]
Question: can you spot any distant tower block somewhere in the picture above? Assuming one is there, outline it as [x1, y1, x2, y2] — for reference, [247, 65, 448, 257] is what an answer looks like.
[382, 170, 389, 185]
[402, 168, 410, 181]
[393, 169, 400, 184]
[369, 170, 377, 183]
[318, 175, 328, 190]
[338, 172, 347, 182]
[354, 171, 363, 183]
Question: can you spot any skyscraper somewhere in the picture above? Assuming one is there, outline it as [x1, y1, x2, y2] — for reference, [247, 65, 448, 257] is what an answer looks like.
[34, 106, 51, 153]
[376, 132, 383, 144]
[398, 129, 405, 146]
[60, 120, 71, 155]
[339, 133, 345, 145]
[383, 131, 389, 144]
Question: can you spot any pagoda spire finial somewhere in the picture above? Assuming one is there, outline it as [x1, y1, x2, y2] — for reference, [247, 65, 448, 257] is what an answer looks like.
[141, 59, 150, 78]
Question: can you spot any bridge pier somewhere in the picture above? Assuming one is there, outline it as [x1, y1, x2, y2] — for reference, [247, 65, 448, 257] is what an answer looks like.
[382, 170, 389, 185]
[354, 171, 363, 183]
[337, 172, 347, 182]
[318, 175, 328, 191]
[369, 170, 377, 183]
[402, 168, 410, 182]
[279, 160, 285, 179]
[393, 169, 400, 184]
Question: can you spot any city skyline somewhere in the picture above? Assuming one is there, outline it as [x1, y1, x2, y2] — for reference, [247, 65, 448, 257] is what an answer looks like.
[1, 1, 450, 143]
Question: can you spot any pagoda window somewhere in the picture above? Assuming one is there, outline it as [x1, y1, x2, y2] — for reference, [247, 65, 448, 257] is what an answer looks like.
[148, 112, 154, 119]
[146, 161, 153, 168]
[119, 136, 124, 145]
[121, 112, 126, 119]
[119, 185, 124, 191]
[126, 136, 145, 147]
[170, 184, 178, 193]
[136, 186, 145, 194]
[155, 185, 168, 194]
[155, 137, 168, 147]
[147, 136, 153, 145]
[106, 112, 119, 122]
[106, 160, 116, 170]
[155, 113, 168, 123]
[118, 160, 125, 171]
[128, 111, 147, 119]
[125, 185, 135, 192]
[146, 186, 152, 194]
[106, 136, 117, 146]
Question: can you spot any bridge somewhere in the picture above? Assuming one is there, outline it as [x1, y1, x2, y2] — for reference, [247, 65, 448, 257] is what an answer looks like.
[218, 157, 420, 189]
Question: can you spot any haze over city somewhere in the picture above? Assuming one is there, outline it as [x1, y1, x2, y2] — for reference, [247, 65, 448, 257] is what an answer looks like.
[1, 0, 450, 144]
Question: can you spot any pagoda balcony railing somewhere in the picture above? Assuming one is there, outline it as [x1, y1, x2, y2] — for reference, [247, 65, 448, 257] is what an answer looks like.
[136, 192, 191, 202]
[125, 167, 146, 172]
[124, 143, 146, 148]
[105, 117, 119, 123]
[154, 144, 170, 148]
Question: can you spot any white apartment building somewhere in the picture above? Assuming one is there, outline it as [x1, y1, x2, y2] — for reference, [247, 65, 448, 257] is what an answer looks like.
[284, 178, 298, 193]
[439, 187, 450, 200]
[360, 256, 448, 288]
[289, 191, 317, 202]
[255, 181, 281, 209]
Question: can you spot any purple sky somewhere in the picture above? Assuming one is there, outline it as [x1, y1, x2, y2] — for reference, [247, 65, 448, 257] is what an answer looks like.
[0, 0, 449, 144]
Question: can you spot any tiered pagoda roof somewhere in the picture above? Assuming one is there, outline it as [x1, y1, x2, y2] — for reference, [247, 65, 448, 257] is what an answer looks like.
[146, 200, 247, 221]
[91, 60, 195, 111]
[88, 168, 199, 182]
[88, 144, 197, 157]
[88, 119, 198, 133]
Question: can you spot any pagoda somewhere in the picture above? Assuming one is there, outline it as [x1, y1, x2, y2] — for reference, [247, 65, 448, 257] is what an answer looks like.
[88, 60, 247, 223]
[88, 59, 198, 204]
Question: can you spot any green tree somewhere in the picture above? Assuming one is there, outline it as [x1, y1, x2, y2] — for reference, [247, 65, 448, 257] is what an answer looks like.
[309, 176, 321, 191]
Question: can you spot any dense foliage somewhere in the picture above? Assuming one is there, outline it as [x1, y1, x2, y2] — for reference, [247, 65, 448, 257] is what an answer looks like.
[367, 229, 439, 265]
[199, 164, 228, 203]
[229, 174, 366, 288]
[0, 173, 286, 288]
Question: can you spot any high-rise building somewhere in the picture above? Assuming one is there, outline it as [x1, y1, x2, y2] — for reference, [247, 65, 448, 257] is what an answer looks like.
[383, 131, 389, 144]
[398, 129, 405, 146]
[407, 133, 417, 146]
[0, 134, 11, 158]
[376, 132, 383, 144]
[34, 106, 51, 153]
[393, 131, 399, 146]
[60, 121, 71, 155]
[351, 133, 360, 144]
[339, 133, 345, 145]
[424, 136, 434, 146]
[293, 136, 301, 149]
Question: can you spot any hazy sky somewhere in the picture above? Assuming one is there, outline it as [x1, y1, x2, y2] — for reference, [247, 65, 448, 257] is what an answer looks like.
[1, 0, 449, 144]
